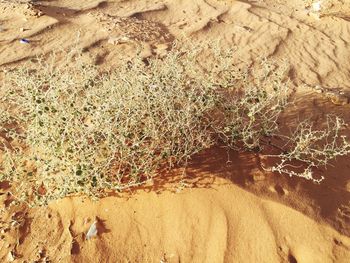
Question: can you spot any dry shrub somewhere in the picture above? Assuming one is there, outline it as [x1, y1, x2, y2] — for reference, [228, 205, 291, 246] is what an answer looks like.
[0, 42, 349, 205]
[0, 45, 217, 204]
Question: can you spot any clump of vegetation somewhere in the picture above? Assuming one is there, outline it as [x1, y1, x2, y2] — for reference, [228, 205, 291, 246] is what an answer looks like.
[0, 42, 349, 205]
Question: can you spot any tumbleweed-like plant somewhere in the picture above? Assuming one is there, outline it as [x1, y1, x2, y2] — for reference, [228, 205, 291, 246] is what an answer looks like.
[0, 42, 349, 205]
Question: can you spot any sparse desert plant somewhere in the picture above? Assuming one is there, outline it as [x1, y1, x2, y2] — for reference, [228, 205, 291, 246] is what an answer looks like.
[264, 116, 350, 182]
[0, 42, 350, 205]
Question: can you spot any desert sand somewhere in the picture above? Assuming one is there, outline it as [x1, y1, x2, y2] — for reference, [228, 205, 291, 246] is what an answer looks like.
[1, 0, 350, 262]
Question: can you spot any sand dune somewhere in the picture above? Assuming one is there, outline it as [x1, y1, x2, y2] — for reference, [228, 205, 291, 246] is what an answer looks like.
[2, 0, 350, 89]
[1, 178, 350, 262]
[1, 0, 350, 262]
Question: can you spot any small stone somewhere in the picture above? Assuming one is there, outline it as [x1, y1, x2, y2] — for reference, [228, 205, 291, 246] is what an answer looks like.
[86, 221, 98, 240]
[7, 251, 15, 262]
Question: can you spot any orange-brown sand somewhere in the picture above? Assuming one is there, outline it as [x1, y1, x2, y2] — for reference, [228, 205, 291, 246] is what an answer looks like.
[1, 0, 350, 262]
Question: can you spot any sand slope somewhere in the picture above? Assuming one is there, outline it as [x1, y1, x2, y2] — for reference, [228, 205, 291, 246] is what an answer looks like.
[1, 178, 350, 262]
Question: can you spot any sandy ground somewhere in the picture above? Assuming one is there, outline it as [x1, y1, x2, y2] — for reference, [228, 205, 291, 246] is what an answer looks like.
[1, 0, 350, 262]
